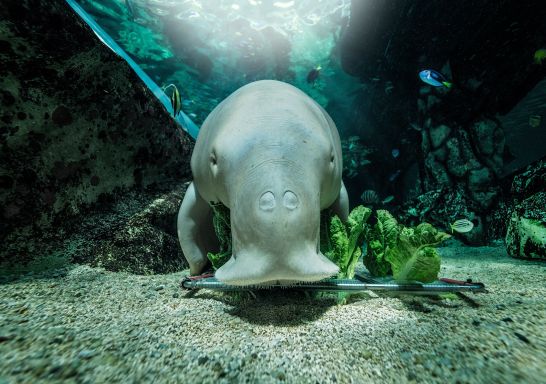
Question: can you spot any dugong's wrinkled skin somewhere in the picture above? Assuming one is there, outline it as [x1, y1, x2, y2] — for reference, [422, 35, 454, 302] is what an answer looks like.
[177, 80, 349, 286]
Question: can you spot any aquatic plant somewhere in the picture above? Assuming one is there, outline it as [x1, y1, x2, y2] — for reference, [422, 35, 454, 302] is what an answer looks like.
[363, 210, 450, 283]
[321, 205, 372, 279]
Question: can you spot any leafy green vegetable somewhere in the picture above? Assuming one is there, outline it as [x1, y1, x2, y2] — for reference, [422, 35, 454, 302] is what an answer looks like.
[207, 250, 231, 270]
[323, 205, 371, 278]
[362, 212, 450, 283]
[363, 210, 399, 277]
[385, 223, 450, 283]
[388, 245, 441, 282]
[206, 203, 232, 270]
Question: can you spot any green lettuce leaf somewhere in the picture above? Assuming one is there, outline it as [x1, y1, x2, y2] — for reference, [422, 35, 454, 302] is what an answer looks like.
[324, 205, 371, 279]
[324, 215, 349, 267]
[363, 210, 399, 277]
[388, 246, 441, 282]
[206, 203, 232, 270]
[206, 251, 231, 270]
[386, 223, 450, 282]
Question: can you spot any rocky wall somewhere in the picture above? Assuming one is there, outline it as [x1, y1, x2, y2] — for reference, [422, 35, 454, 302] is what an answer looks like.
[505, 159, 546, 260]
[340, 0, 546, 242]
[0, 0, 193, 268]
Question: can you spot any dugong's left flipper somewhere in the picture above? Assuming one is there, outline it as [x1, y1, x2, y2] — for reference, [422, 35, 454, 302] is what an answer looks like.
[177, 182, 218, 275]
[329, 180, 349, 222]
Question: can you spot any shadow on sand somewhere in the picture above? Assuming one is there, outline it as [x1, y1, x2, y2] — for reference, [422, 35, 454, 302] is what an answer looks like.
[185, 288, 346, 325]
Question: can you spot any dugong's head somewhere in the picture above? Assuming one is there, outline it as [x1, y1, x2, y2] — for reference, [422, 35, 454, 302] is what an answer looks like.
[192, 81, 342, 285]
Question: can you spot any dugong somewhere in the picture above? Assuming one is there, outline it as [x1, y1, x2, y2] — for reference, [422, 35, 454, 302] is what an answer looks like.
[177, 80, 349, 285]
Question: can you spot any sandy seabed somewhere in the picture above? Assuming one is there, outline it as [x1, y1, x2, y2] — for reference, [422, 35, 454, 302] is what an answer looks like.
[1, 241, 545, 384]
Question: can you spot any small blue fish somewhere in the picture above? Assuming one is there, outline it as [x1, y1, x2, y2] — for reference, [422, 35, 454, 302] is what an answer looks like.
[391, 148, 400, 158]
[419, 69, 452, 88]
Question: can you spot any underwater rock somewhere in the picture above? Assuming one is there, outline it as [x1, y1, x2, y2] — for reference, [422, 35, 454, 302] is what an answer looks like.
[429, 125, 451, 149]
[483, 154, 504, 179]
[397, 186, 487, 245]
[470, 189, 498, 211]
[468, 119, 506, 178]
[417, 98, 426, 115]
[468, 167, 493, 188]
[426, 95, 441, 110]
[92, 188, 186, 274]
[486, 200, 511, 240]
[432, 147, 448, 163]
[445, 138, 468, 178]
[471, 119, 497, 156]
[458, 131, 482, 169]
[506, 192, 546, 260]
[51, 105, 73, 127]
[511, 158, 546, 199]
[0, 1, 193, 267]
[445, 133, 483, 179]
[468, 167, 498, 210]
[505, 159, 546, 259]
[425, 153, 451, 188]
[420, 130, 430, 154]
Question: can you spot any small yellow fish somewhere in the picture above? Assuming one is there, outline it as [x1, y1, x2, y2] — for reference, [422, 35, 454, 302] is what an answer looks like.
[450, 219, 474, 234]
[534, 48, 546, 65]
[529, 115, 541, 128]
[171, 86, 181, 117]
[164, 84, 181, 117]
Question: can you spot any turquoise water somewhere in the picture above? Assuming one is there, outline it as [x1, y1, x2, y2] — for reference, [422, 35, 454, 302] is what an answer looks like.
[75, 0, 359, 127]
[66, 0, 546, 239]
[73, 0, 379, 203]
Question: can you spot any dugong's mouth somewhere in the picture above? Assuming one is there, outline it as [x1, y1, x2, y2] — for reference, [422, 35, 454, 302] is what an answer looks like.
[214, 248, 339, 286]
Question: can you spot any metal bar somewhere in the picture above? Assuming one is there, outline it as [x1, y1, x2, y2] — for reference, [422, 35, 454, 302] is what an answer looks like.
[181, 276, 486, 293]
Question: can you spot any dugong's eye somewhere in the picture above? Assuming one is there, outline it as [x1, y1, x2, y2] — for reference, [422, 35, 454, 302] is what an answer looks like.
[329, 151, 335, 165]
[210, 151, 218, 177]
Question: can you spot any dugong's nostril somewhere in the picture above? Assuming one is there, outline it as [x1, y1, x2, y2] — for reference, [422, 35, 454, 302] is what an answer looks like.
[259, 191, 276, 211]
[283, 190, 299, 210]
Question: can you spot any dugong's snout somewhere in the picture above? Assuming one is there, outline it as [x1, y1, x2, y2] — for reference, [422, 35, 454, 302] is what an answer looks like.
[214, 187, 339, 286]
[214, 247, 339, 286]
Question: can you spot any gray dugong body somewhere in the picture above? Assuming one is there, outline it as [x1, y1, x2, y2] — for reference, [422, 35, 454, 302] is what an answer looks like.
[177, 80, 349, 285]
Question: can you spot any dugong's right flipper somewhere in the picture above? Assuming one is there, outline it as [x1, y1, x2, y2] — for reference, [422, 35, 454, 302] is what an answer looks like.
[177, 182, 218, 275]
